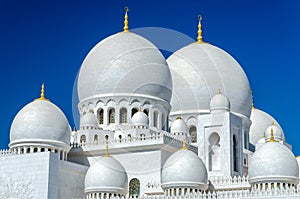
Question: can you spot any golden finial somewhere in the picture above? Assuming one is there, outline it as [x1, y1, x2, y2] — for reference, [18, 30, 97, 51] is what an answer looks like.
[123, 6, 129, 32]
[217, 89, 221, 94]
[35, 83, 49, 101]
[268, 127, 278, 142]
[197, 15, 204, 43]
[73, 126, 77, 132]
[182, 139, 188, 150]
[138, 107, 142, 112]
[272, 120, 275, 125]
[176, 115, 182, 120]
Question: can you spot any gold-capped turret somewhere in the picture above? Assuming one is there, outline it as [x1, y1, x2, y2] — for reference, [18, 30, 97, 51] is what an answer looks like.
[35, 83, 50, 101]
[123, 7, 129, 32]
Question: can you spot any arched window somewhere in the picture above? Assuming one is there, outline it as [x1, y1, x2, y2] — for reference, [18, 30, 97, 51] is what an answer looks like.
[109, 108, 115, 124]
[80, 135, 86, 143]
[120, 108, 127, 123]
[208, 133, 221, 171]
[129, 178, 140, 197]
[98, 108, 104, 125]
[161, 113, 165, 130]
[233, 135, 238, 172]
[153, 111, 158, 128]
[94, 134, 98, 142]
[143, 109, 149, 116]
[131, 108, 138, 117]
[189, 126, 197, 143]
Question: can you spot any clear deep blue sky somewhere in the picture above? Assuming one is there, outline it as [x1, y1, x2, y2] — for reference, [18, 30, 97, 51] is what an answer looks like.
[0, 0, 299, 154]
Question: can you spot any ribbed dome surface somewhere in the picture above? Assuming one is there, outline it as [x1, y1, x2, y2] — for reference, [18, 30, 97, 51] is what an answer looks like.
[249, 142, 299, 185]
[250, 108, 285, 145]
[85, 156, 128, 195]
[10, 100, 71, 147]
[161, 149, 208, 190]
[78, 32, 172, 103]
[80, 112, 99, 128]
[167, 43, 252, 118]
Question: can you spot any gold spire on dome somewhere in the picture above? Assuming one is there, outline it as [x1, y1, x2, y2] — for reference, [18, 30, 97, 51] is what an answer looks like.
[182, 139, 188, 150]
[197, 15, 204, 43]
[138, 107, 142, 112]
[268, 127, 278, 142]
[272, 120, 275, 125]
[176, 115, 182, 120]
[123, 6, 129, 32]
[217, 89, 221, 94]
[35, 83, 49, 101]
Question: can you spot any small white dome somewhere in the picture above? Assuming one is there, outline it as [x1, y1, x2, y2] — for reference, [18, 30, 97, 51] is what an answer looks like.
[10, 99, 71, 149]
[210, 93, 230, 112]
[131, 111, 149, 127]
[161, 149, 208, 190]
[249, 142, 299, 185]
[250, 108, 285, 146]
[264, 124, 283, 142]
[85, 156, 128, 195]
[171, 117, 188, 134]
[78, 32, 172, 103]
[168, 43, 252, 118]
[80, 111, 99, 128]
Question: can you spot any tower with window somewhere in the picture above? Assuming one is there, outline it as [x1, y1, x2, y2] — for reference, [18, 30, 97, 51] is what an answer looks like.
[197, 92, 244, 178]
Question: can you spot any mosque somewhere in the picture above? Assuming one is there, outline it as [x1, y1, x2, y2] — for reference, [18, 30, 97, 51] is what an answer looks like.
[1, 8, 300, 199]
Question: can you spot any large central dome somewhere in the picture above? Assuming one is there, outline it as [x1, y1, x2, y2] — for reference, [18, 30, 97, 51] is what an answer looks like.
[167, 42, 252, 118]
[77, 32, 172, 103]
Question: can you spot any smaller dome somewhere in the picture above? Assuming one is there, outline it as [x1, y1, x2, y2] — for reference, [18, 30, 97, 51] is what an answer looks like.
[131, 111, 149, 128]
[171, 116, 188, 134]
[10, 99, 71, 150]
[210, 93, 230, 112]
[80, 111, 99, 129]
[249, 141, 299, 185]
[264, 124, 283, 142]
[161, 148, 208, 190]
[85, 156, 128, 195]
[249, 108, 285, 146]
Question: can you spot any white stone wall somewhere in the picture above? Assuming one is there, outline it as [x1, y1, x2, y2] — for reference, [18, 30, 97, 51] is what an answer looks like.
[57, 160, 88, 199]
[0, 152, 52, 198]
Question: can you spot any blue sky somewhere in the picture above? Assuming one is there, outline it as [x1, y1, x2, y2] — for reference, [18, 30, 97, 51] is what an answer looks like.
[0, 0, 300, 154]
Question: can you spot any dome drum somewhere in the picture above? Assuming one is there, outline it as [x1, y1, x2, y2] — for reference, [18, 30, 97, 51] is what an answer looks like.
[78, 95, 170, 131]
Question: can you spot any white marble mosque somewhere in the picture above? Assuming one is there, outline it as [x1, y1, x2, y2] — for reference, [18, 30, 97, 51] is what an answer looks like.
[1, 9, 300, 199]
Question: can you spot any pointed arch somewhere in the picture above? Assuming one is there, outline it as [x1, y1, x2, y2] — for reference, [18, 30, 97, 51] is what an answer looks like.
[120, 108, 127, 123]
[129, 178, 140, 197]
[233, 135, 238, 172]
[108, 108, 115, 124]
[189, 126, 197, 143]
